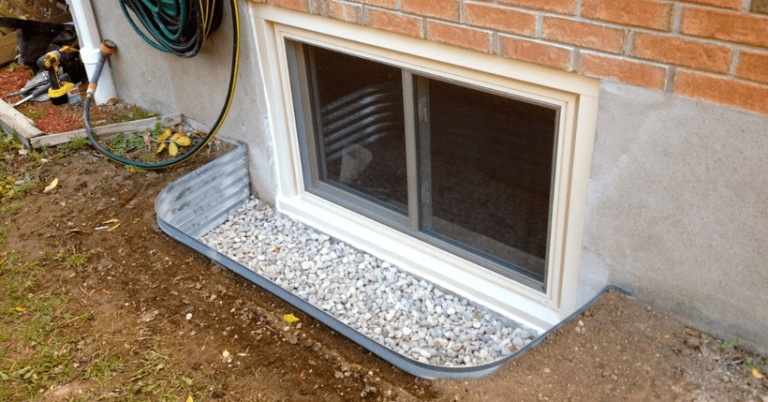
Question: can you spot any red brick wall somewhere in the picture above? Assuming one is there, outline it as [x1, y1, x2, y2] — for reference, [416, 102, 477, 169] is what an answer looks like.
[263, 0, 768, 115]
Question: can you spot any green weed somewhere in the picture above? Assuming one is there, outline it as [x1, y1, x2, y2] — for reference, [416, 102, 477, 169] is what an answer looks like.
[24, 108, 47, 120]
[69, 137, 91, 151]
[56, 247, 92, 271]
[113, 107, 156, 123]
[105, 132, 147, 156]
[0, 202, 24, 215]
[722, 338, 742, 350]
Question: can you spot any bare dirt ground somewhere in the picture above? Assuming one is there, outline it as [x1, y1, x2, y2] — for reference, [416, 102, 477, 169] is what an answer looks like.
[0, 137, 766, 401]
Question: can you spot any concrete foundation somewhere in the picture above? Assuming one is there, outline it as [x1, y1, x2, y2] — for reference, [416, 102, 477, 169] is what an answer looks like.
[585, 81, 768, 353]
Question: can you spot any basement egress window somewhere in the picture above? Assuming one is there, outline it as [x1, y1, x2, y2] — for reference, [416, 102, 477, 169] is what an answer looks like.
[286, 41, 558, 289]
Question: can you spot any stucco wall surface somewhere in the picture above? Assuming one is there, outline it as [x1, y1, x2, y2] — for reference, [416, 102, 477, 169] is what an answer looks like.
[584, 81, 768, 353]
[90, 1, 277, 203]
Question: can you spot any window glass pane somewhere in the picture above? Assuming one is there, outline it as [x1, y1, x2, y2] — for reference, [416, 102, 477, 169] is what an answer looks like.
[419, 78, 557, 280]
[308, 45, 408, 213]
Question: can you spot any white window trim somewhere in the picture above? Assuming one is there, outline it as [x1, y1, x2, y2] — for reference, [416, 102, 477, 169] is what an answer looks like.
[249, 4, 600, 331]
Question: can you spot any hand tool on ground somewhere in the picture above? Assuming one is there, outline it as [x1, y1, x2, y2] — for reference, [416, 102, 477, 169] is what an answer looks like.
[11, 84, 51, 107]
[37, 46, 78, 105]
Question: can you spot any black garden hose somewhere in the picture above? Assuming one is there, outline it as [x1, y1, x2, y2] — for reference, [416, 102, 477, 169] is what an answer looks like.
[85, 0, 239, 169]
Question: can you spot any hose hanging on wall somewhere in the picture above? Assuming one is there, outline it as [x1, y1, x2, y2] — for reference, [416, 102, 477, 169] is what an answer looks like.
[84, 0, 240, 168]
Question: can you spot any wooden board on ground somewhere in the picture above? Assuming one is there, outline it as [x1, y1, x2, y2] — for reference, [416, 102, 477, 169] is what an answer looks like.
[0, 98, 43, 147]
[0, 31, 17, 66]
[30, 114, 184, 148]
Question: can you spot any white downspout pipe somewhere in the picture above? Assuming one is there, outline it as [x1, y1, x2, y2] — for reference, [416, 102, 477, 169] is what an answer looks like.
[67, 0, 118, 104]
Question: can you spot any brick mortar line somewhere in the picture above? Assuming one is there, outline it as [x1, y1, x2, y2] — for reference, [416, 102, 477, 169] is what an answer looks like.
[364, 5, 412, 13]
[312, 0, 368, 9]
[671, 0, 766, 17]
[670, 1, 757, 13]
[462, 0, 569, 16]
[572, 47, 581, 70]
[601, 50, 735, 76]
[624, 30, 634, 55]
[729, 47, 740, 75]
[630, 30, 740, 48]
[498, 32, 578, 51]
[728, 43, 768, 53]
[460, 0, 465, 23]
[575, 0, 582, 17]
[579, 49, 673, 69]
[535, 14, 543, 38]
[492, 32, 500, 54]
[741, 0, 751, 12]
[674, 67, 768, 88]
[672, 3, 682, 33]
[665, 65, 676, 93]
[341, 5, 422, 28]
[360, 4, 367, 25]
[324, 0, 366, 11]
[424, 17, 494, 32]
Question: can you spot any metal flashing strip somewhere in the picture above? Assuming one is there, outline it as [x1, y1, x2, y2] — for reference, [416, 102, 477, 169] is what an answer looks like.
[155, 142, 631, 379]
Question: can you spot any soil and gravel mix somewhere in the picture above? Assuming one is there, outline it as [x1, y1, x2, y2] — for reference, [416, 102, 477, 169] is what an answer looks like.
[0, 137, 765, 401]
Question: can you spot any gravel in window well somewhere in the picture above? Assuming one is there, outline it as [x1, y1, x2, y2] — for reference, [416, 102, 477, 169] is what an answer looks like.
[199, 196, 539, 366]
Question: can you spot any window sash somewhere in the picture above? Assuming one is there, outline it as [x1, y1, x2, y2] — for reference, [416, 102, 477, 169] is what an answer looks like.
[285, 39, 562, 291]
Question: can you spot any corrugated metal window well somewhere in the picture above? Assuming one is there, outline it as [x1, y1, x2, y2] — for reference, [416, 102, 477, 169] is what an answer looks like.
[155, 143, 626, 378]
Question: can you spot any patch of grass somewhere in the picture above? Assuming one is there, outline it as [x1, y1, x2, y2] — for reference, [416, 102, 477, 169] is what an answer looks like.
[62, 342, 211, 402]
[722, 338, 742, 350]
[110, 343, 209, 402]
[113, 107, 157, 123]
[68, 137, 91, 151]
[0, 137, 48, 200]
[24, 108, 47, 120]
[0, 202, 24, 215]
[721, 338, 768, 379]
[0, 176, 40, 201]
[0, 250, 87, 401]
[105, 132, 147, 156]
[23, 150, 47, 166]
[55, 247, 92, 271]
[83, 349, 124, 387]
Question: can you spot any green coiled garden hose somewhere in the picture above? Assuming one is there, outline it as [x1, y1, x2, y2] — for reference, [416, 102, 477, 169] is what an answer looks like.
[85, 0, 240, 169]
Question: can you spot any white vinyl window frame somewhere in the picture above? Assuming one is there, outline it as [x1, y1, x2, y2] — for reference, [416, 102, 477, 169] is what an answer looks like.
[249, 4, 600, 330]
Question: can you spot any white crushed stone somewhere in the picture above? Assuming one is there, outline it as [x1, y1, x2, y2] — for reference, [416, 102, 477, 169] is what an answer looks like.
[199, 196, 539, 366]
